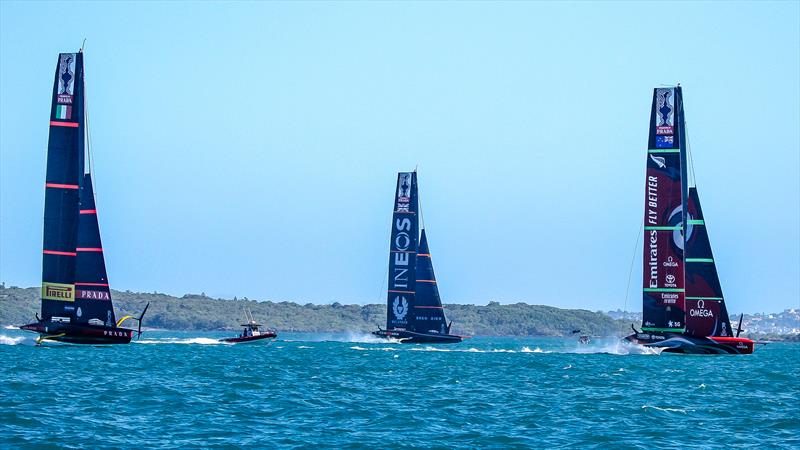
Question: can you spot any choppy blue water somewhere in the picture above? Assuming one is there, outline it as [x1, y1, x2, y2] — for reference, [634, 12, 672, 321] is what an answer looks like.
[1, 329, 798, 449]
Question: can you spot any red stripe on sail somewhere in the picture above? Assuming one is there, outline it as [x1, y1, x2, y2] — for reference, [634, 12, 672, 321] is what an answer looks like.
[75, 282, 109, 286]
[79, 209, 97, 214]
[76, 247, 103, 252]
[46, 183, 79, 189]
[417, 253, 431, 257]
[43, 250, 77, 256]
[50, 121, 79, 128]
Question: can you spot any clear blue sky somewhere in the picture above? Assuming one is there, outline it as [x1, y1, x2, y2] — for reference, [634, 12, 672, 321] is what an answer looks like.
[1, 1, 798, 313]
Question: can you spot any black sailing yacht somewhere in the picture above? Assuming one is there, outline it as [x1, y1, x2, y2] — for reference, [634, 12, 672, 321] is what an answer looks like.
[20, 51, 147, 344]
[373, 171, 465, 344]
[623, 86, 754, 354]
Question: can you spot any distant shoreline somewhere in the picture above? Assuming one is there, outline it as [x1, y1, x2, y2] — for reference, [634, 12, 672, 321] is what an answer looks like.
[1, 285, 797, 339]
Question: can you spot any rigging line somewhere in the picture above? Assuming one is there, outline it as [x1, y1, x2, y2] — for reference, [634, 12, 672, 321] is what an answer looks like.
[416, 167, 425, 230]
[83, 52, 98, 203]
[623, 221, 643, 315]
[375, 207, 394, 305]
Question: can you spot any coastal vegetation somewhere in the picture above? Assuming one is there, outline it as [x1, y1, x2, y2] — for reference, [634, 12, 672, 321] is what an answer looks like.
[0, 286, 627, 336]
[2, 286, 796, 339]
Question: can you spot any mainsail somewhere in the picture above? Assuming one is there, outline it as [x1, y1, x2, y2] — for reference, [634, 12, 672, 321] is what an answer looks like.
[684, 187, 733, 337]
[413, 229, 449, 334]
[41, 52, 85, 321]
[641, 87, 687, 333]
[74, 173, 116, 326]
[386, 172, 418, 330]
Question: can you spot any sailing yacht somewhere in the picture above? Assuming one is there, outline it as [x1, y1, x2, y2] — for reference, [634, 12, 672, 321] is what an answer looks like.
[20, 50, 147, 344]
[623, 86, 755, 354]
[373, 171, 465, 344]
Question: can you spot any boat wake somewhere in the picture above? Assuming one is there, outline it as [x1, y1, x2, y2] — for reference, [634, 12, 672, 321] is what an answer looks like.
[3, 325, 19, 330]
[134, 337, 224, 345]
[339, 332, 395, 344]
[350, 346, 401, 351]
[521, 346, 550, 353]
[562, 340, 662, 355]
[641, 405, 695, 414]
[0, 334, 37, 346]
[410, 346, 527, 353]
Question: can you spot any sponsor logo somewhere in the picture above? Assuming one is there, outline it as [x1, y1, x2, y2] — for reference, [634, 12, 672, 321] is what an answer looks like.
[655, 135, 674, 148]
[663, 256, 678, 268]
[648, 229, 658, 288]
[656, 88, 674, 131]
[689, 299, 714, 317]
[396, 173, 412, 212]
[51, 316, 71, 323]
[656, 125, 673, 135]
[397, 172, 411, 212]
[646, 175, 658, 225]
[666, 274, 676, 285]
[42, 282, 74, 301]
[77, 289, 111, 301]
[76, 307, 82, 317]
[397, 173, 411, 199]
[392, 296, 408, 320]
[720, 322, 728, 336]
[649, 155, 666, 169]
[661, 293, 679, 305]
[103, 330, 131, 338]
[390, 217, 413, 290]
[57, 53, 76, 103]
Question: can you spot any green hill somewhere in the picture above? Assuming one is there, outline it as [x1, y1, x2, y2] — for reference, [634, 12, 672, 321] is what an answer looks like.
[0, 286, 627, 336]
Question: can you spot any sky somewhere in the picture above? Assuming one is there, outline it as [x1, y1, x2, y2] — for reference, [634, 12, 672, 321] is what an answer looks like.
[1, 1, 798, 313]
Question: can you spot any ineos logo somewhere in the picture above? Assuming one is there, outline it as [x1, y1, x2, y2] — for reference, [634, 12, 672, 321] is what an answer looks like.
[395, 232, 411, 251]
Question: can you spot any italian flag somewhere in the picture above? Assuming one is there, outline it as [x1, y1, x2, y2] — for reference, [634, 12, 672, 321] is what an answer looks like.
[55, 105, 71, 120]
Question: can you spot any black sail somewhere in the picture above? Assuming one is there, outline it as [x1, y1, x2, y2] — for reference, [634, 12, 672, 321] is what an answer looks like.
[641, 87, 687, 333]
[413, 229, 449, 334]
[74, 174, 116, 326]
[684, 187, 733, 337]
[385, 172, 418, 330]
[41, 52, 85, 321]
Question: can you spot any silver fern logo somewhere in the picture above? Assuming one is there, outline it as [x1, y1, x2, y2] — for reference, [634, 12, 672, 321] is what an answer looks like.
[650, 154, 666, 168]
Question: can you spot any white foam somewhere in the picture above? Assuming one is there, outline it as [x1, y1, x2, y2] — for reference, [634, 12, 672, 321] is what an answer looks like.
[3, 325, 18, 330]
[349, 346, 399, 351]
[521, 346, 551, 353]
[642, 405, 695, 414]
[134, 337, 223, 345]
[565, 340, 662, 355]
[0, 334, 28, 345]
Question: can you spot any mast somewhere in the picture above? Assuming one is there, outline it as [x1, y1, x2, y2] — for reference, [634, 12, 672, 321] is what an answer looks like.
[41, 52, 85, 321]
[413, 229, 449, 334]
[640, 87, 687, 333]
[74, 173, 116, 326]
[385, 172, 419, 330]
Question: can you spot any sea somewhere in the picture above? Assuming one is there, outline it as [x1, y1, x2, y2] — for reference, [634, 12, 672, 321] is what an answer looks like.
[1, 329, 798, 449]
